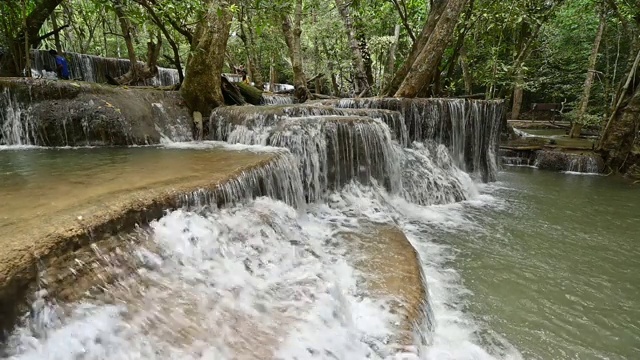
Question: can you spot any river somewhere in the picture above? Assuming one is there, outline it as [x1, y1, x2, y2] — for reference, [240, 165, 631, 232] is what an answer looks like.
[1, 146, 638, 359]
[444, 168, 640, 359]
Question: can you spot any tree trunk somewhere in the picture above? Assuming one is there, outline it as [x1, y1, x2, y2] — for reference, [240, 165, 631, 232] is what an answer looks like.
[460, 46, 473, 95]
[23, 0, 32, 78]
[598, 46, 640, 171]
[49, 10, 63, 54]
[181, 0, 236, 115]
[598, 83, 640, 172]
[570, 6, 606, 138]
[511, 69, 524, 120]
[384, 24, 401, 91]
[385, 0, 448, 95]
[335, 0, 369, 96]
[394, 0, 468, 98]
[111, 0, 163, 85]
[238, 6, 263, 89]
[113, 0, 139, 80]
[135, 0, 185, 82]
[269, 53, 277, 92]
[281, 0, 311, 103]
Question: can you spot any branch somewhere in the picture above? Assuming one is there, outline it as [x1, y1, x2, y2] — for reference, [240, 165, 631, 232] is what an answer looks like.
[390, 0, 416, 43]
[35, 23, 69, 42]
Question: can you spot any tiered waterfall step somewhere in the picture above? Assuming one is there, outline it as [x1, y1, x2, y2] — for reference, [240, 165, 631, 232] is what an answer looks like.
[0, 146, 302, 336]
[0, 78, 192, 146]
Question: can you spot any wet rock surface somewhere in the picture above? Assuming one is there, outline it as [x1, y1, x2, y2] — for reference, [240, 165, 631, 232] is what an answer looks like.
[0, 147, 293, 338]
[0, 78, 192, 146]
[533, 150, 604, 173]
[340, 223, 428, 348]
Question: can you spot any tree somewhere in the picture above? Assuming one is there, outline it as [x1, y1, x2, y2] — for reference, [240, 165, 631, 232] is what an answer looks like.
[181, 0, 237, 115]
[385, 0, 448, 96]
[0, 0, 65, 76]
[108, 0, 163, 85]
[335, 0, 370, 96]
[569, 1, 606, 138]
[394, 0, 468, 98]
[280, 0, 311, 102]
[598, 47, 640, 171]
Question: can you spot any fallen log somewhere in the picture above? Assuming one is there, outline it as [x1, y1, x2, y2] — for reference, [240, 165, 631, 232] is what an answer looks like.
[236, 82, 264, 105]
[221, 76, 246, 105]
[311, 93, 339, 100]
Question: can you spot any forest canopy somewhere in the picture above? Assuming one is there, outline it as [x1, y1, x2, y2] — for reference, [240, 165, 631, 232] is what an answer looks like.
[1, 0, 639, 169]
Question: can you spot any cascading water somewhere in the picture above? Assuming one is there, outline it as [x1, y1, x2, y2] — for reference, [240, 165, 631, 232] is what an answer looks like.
[322, 98, 504, 182]
[210, 99, 500, 204]
[31, 50, 180, 86]
[0, 89, 36, 146]
[533, 150, 603, 174]
[0, 85, 192, 146]
[2, 97, 510, 359]
[262, 94, 295, 105]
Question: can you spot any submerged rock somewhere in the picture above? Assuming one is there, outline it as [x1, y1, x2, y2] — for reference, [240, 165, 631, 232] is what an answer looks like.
[339, 223, 430, 348]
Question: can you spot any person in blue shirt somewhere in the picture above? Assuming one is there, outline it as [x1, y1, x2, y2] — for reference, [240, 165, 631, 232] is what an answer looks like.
[48, 50, 70, 80]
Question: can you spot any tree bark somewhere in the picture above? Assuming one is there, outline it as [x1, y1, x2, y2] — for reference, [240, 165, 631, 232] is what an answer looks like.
[281, 0, 311, 103]
[511, 69, 524, 120]
[460, 46, 473, 95]
[49, 10, 63, 54]
[113, 0, 140, 81]
[384, 24, 401, 91]
[335, 0, 370, 96]
[394, 0, 468, 98]
[570, 5, 606, 138]
[598, 82, 640, 172]
[384, 0, 448, 96]
[598, 45, 640, 156]
[181, 0, 236, 115]
[238, 6, 263, 89]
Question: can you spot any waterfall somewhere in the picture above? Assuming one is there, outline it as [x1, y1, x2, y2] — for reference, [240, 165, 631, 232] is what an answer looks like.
[31, 50, 180, 86]
[320, 98, 504, 181]
[0, 83, 192, 146]
[181, 151, 305, 208]
[210, 99, 502, 202]
[2, 96, 507, 359]
[0, 89, 37, 146]
[262, 94, 294, 105]
[534, 150, 603, 173]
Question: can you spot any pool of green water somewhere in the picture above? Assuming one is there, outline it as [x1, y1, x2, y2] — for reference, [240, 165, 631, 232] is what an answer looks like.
[451, 168, 640, 359]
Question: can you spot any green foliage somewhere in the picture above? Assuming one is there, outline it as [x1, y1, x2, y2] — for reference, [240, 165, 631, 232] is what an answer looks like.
[2, 0, 638, 125]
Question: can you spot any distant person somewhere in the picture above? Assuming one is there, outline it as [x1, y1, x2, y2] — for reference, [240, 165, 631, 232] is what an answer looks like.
[48, 49, 70, 80]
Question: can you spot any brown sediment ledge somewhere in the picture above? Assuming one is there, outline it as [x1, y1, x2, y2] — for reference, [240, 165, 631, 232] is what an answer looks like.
[0, 147, 287, 337]
[340, 223, 428, 349]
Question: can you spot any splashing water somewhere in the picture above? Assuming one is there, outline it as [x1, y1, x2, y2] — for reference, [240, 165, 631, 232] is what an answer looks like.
[5, 197, 410, 359]
[2, 98, 514, 359]
[0, 89, 37, 146]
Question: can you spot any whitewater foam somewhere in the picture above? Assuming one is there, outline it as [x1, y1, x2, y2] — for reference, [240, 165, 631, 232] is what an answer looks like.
[5, 197, 409, 359]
